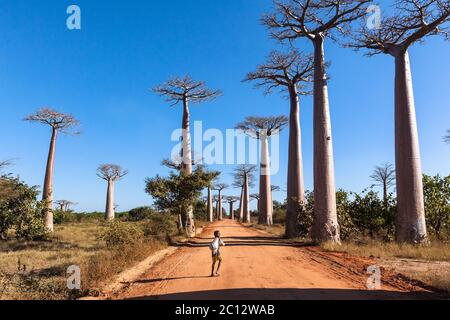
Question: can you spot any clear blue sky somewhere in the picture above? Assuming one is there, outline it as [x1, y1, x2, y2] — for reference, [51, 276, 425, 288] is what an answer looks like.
[0, 0, 448, 212]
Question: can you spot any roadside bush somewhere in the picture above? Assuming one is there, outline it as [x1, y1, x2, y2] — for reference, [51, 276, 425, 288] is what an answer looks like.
[0, 175, 48, 240]
[142, 214, 178, 239]
[128, 206, 155, 221]
[100, 221, 144, 248]
[336, 190, 357, 240]
[348, 189, 395, 239]
[423, 174, 450, 239]
[53, 210, 78, 224]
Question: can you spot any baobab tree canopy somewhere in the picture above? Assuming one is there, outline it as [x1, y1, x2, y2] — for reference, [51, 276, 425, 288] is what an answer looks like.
[350, 0, 450, 55]
[371, 163, 396, 191]
[236, 116, 289, 139]
[24, 108, 80, 134]
[97, 164, 128, 182]
[262, 0, 370, 41]
[244, 50, 314, 94]
[232, 165, 257, 188]
[153, 75, 222, 105]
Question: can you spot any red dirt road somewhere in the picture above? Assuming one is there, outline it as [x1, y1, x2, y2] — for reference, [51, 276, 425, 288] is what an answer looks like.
[111, 220, 439, 300]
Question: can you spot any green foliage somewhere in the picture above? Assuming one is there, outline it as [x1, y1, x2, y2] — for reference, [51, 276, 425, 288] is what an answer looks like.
[423, 174, 450, 239]
[100, 220, 144, 248]
[53, 210, 78, 224]
[298, 192, 314, 237]
[141, 214, 178, 239]
[194, 200, 207, 221]
[348, 188, 396, 239]
[335, 190, 356, 240]
[0, 175, 48, 240]
[128, 206, 155, 221]
[145, 166, 218, 217]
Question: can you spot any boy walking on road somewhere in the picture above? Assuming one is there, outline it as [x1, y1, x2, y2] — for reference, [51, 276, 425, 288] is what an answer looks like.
[210, 230, 225, 277]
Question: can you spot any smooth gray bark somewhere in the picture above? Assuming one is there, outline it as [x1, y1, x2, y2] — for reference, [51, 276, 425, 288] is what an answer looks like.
[105, 180, 115, 220]
[286, 85, 306, 237]
[243, 174, 250, 223]
[207, 186, 213, 222]
[42, 128, 57, 232]
[393, 50, 427, 243]
[230, 202, 234, 220]
[182, 97, 195, 237]
[311, 35, 340, 243]
[217, 191, 223, 221]
[238, 187, 244, 221]
[258, 136, 273, 225]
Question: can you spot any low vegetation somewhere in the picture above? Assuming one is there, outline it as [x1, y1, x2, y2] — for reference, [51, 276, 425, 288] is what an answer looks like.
[0, 178, 181, 300]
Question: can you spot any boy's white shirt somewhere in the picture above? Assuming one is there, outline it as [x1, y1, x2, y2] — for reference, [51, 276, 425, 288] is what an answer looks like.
[211, 237, 225, 254]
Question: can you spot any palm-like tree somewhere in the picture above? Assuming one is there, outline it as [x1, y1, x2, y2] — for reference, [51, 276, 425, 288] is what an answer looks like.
[244, 50, 313, 235]
[236, 116, 288, 225]
[153, 75, 221, 236]
[24, 108, 80, 232]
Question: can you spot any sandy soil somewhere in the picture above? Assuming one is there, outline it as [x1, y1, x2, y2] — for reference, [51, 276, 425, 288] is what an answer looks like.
[108, 220, 444, 300]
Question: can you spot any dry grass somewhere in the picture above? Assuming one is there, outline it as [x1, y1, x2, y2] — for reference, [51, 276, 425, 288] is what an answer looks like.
[0, 221, 167, 300]
[321, 240, 450, 261]
[409, 269, 450, 292]
[247, 223, 286, 237]
[322, 240, 450, 292]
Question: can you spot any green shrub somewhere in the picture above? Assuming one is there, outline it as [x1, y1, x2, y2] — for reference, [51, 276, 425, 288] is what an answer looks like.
[142, 214, 178, 239]
[128, 206, 155, 221]
[100, 221, 144, 248]
[0, 175, 48, 240]
[423, 174, 450, 239]
[53, 210, 78, 224]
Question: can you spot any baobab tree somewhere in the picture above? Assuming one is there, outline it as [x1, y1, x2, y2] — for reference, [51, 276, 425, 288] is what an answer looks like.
[233, 165, 257, 223]
[97, 164, 128, 221]
[350, 0, 449, 243]
[212, 195, 221, 220]
[236, 116, 288, 225]
[371, 163, 396, 208]
[244, 50, 313, 235]
[153, 75, 221, 236]
[24, 108, 80, 232]
[226, 196, 240, 220]
[207, 184, 214, 222]
[262, 0, 370, 243]
[54, 200, 76, 212]
[213, 183, 228, 221]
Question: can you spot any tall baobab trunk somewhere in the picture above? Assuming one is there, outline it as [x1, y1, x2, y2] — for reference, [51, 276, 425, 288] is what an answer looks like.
[105, 180, 115, 220]
[286, 85, 306, 237]
[230, 202, 235, 220]
[182, 97, 195, 236]
[383, 182, 388, 210]
[217, 191, 223, 221]
[207, 186, 213, 222]
[259, 135, 273, 225]
[393, 50, 427, 244]
[238, 187, 244, 221]
[311, 35, 340, 244]
[42, 128, 57, 232]
[243, 174, 250, 223]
